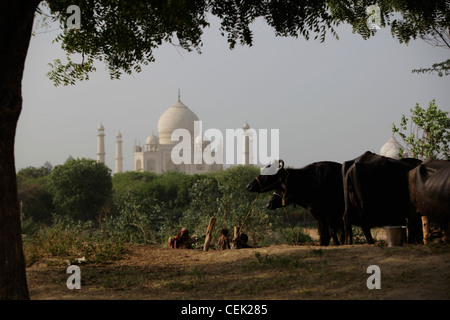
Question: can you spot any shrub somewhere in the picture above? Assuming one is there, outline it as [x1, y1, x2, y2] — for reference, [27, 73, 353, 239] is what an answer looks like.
[23, 215, 127, 266]
[257, 227, 313, 246]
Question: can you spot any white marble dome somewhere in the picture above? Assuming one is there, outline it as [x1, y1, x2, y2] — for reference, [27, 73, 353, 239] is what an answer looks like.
[146, 133, 158, 145]
[157, 98, 199, 145]
[380, 136, 408, 159]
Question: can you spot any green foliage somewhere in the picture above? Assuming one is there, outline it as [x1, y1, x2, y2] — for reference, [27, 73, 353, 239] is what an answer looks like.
[111, 170, 203, 245]
[258, 227, 313, 247]
[23, 163, 326, 254]
[108, 165, 292, 247]
[351, 226, 369, 245]
[40, 0, 449, 86]
[392, 100, 450, 160]
[214, 166, 285, 246]
[112, 171, 158, 196]
[21, 217, 40, 236]
[48, 158, 113, 221]
[44, 0, 209, 86]
[412, 59, 450, 77]
[17, 164, 54, 224]
[387, 0, 449, 44]
[46, 54, 96, 86]
[17, 162, 52, 178]
[180, 177, 221, 236]
[112, 170, 196, 209]
[23, 214, 126, 266]
[103, 190, 165, 245]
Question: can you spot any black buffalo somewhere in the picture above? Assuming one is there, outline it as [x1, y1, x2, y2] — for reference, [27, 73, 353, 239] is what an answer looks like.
[266, 191, 289, 210]
[247, 160, 345, 246]
[408, 159, 450, 244]
[342, 151, 422, 245]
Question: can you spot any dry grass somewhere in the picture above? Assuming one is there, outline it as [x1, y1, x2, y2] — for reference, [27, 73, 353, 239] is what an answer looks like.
[27, 243, 450, 300]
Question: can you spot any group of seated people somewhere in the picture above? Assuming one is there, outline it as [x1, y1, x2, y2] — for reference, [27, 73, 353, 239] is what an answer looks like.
[168, 227, 252, 250]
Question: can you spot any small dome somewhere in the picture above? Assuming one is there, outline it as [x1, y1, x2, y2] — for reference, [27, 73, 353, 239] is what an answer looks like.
[380, 136, 405, 159]
[146, 133, 158, 145]
[116, 131, 122, 138]
[158, 97, 199, 145]
[98, 123, 104, 130]
[242, 121, 250, 130]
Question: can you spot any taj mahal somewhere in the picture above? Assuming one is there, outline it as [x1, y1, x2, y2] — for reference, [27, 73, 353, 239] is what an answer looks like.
[96, 93, 408, 175]
[96, 93, 253, 174]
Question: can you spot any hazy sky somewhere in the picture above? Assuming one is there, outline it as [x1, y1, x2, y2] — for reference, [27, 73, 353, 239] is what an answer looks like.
[17, 14, 450, 172]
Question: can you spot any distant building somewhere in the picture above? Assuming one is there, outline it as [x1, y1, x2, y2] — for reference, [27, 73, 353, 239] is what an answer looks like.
[380, 135, 409, 159]
[133, 93, 222, 174]
[97, 123, 106, 163]
[115, 131, 123, 174]
[96, 93, 252, 174]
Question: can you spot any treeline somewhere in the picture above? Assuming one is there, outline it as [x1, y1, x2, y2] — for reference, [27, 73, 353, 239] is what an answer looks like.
[17, 158, 314, 251]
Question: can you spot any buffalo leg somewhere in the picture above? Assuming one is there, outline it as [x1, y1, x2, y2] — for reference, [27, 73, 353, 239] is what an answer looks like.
[407, 213, 423, 244]
[362, 226, 374, 244]
[331, 228, 340, 245]
[318, 220, 331, 246]
[344, 222, 353, 245]
[344, 226, 353, 245]
[330, 216, 344, 245]
[329, 223, 341, 245]
[343, 211, 353, 245]
[337, 220, 345, 245]
[442, 222, 450, 244]
[421, 216, 430, 244]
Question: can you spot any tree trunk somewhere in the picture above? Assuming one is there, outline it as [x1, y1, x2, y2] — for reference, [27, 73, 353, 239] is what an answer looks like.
[0, 0, 41, 299]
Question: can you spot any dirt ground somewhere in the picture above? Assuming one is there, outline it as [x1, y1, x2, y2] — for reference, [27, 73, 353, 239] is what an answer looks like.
[27, 240, 450, 300]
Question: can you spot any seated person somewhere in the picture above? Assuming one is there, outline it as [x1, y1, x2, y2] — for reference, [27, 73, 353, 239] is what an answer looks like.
[232, 232, 252, 249]
[168, 228, 197, 249]
[217, 228, 231, 250]
[238, 233, 253, 248]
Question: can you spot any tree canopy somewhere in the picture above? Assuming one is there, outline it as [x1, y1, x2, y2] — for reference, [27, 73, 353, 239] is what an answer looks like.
[393, 99, 450, 160]
[41, 0, 450, 86]
[17, 164, 54, 224]
[48, 158, 112, 221]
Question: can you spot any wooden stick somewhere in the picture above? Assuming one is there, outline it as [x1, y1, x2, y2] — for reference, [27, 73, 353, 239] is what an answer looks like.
[232, 226, 241, 249]
[238, 193, 259, 236]
[203, 217, 216, 251]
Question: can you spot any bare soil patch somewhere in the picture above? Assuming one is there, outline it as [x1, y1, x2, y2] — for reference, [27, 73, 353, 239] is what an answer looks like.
[27, 243, 450, 300]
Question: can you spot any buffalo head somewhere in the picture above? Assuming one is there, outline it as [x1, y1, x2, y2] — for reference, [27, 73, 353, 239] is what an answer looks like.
[266, 192, 287, 210]
[246, 159, 287, 193]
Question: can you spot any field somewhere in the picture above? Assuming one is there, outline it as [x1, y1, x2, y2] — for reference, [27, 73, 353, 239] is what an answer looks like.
[27, 239, 450, 300]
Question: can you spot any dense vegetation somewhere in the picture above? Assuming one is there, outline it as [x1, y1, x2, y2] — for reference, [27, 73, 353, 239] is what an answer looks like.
[18, 159, 315, 265]
[392, 100, 450, 160]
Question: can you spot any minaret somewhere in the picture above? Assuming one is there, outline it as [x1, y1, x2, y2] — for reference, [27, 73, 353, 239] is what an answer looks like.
[97, 123, 106, 163]
[243, 121, 250, 165]
[115, 131, 123, 174]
